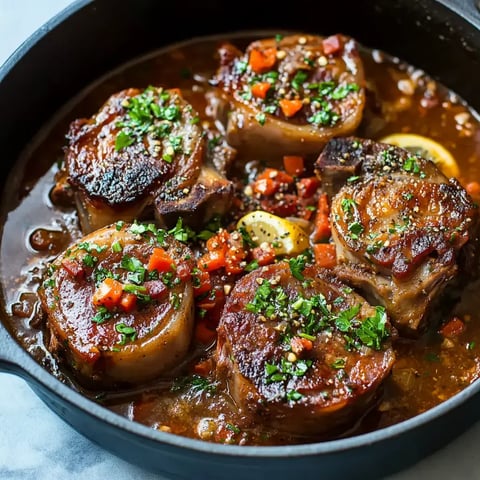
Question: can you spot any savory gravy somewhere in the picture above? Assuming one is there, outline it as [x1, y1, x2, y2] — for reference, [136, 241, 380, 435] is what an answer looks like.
[2, 32, 480, 445]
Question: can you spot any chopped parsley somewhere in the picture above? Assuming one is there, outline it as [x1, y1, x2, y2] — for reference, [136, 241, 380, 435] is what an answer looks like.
[288, 253, 308, 280]
[292, 70, 309, 91]
[226, 423, 241, 434]
[265, 357, 312, 383]
[168, 218, 195, 243]
[238, 227, 257, 248]
[331, 358, 346, 369]
[92, 306, 113, 324]
[348, 221, 364, 239]
[247, 280, 390, 352]
[256, 112, 266, 125]
[115, 323, 137, 344]
[114, 87, 184, 157]
[82, 254, 98, 267]
[171, 374, 217, 395]
[121, 255, 146, 285]
[403, 156, 422, 174]
[245, 259, 260, 272]
[246, 280, 288, 319]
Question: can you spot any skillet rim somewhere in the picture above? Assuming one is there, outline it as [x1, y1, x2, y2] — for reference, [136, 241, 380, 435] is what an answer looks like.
[0, 0, 480, 461]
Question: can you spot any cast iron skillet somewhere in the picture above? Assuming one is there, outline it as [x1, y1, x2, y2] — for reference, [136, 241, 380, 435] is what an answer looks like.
[1, 1, 480, 478]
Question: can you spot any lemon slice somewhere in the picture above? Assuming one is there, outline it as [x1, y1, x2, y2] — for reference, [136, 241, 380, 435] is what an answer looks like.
[237, 210, 309, 256]
[379, 133, 459, 178]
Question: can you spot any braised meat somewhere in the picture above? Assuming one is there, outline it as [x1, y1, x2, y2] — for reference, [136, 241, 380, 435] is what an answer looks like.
[37, 222, 195, 387]
[316, 137, 479, 334]
[63, 87, 233, 232]
[210, 34, 365, 160]
[216, 262, 395, 436]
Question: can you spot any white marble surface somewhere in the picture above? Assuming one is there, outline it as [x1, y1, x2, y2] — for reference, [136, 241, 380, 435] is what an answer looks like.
[1, 1, 480, 479]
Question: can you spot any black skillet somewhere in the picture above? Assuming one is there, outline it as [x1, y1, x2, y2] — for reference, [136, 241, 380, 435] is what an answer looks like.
[1, 1, 480, 479]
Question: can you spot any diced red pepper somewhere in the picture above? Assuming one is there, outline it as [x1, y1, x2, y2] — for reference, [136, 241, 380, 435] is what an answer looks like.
[147, 247, 176, 272]
[283, 156, 305, 176]
[290, 336, 314, 355]
[261, 194, 298, 217]
[466, 181, 480, 199]
[296, 177, 320, 198]
[206, 230, 229, 252]
[192, 269, 212, 297]
[279, 99, 303, 118]
[439, 316, 466, 338]
[198, 250, 226, 272]
[61, 258, 85, 278]
[251, 244, 276, 266]
[144, 280, 168, 299]
[251, 82, 271, 99]
[92, 278, 123, 309]
[252, 177, 278, 196]
[322, 35, 342, 55]
[256, 168, 294, 185]
[311, 193, 331, 242]
[313, 243, 337, 269]
[119, 293, 137, 313]
[225, 248, 247, 275]
[176, 261, 192, 281]
[248, 47, 277, 73]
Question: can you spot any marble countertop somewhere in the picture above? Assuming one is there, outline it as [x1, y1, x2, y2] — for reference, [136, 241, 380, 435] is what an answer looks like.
[1, 1, 480, 479]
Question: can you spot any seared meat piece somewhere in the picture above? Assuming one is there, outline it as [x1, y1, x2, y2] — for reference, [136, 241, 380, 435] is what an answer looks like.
[216, 262, 395, 437]
[211, 34, 365, 160]
[64, 86, 233, 232]
[155, 164, 234, 230]
[316, 137, 479, 334]
[38, 222, 195, 387]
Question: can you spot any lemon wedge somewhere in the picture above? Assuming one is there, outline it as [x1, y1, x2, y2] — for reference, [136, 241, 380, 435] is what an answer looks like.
[379, 133, 459, 178]
[237, 210, 309, 256]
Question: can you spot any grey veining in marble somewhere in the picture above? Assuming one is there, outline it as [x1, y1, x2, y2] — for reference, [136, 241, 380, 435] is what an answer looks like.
[1, 1, 480, 479]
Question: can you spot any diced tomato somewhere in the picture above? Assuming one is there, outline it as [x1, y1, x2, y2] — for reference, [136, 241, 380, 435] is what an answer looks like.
[206, 230, 229, 252]
[279, 99, 303, 118]
[296, 177, 320, 198]
[61, 258, 85, 278]
[466, 181, 480, 198]
[311, 193, 331, 242]
[144, 280, 168, 299]
[261, 194, 298, 217]
[248, 47, 277, 73]
[119, 293, 137, 313]
[192, 269, 212, 297]
[225, 248, 247, 275]
[198, 250, 226, 272]
[194, 320, 217, 344]
[290, 336, 314, 355]
[251, 244, 276, 266]
[92, 278, 123, 309]
[252, 177, 278, 196]
[251, 82, 271, 99]
[439, 316, 466, 338]
[147, 247, 176, 272]
[256, 168, 294, 185]
[322, 35, 342, 55]
[313, 243, 337, 269]
[283, 156, 305, 176]
[176, 261, 192, 281]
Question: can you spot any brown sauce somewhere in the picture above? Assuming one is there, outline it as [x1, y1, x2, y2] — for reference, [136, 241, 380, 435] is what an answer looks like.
[2, 31, 480, 446]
